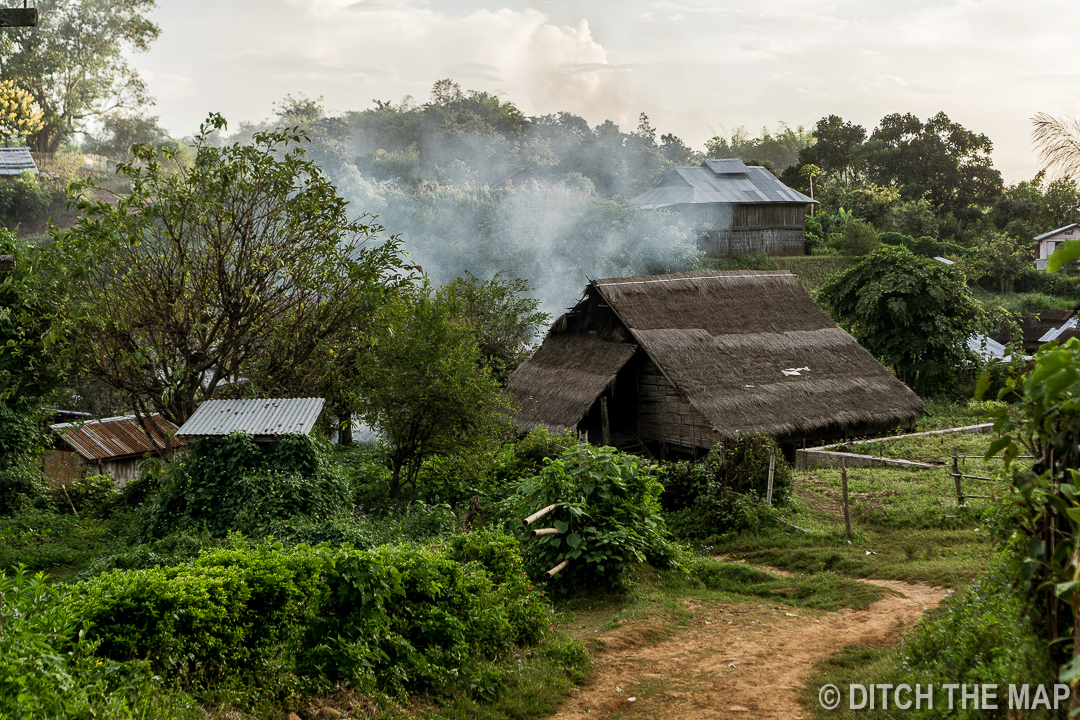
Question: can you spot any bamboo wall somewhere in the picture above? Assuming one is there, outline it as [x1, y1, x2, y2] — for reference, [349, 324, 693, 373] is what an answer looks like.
[636, 359, 720, 453]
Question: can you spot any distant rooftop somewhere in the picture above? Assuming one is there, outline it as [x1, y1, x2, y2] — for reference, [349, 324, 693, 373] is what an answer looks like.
[51, 414, 183, 461]
[0, 147, 37, 176]
[630, 160, 815, 209]
[176, 398, 325, 438]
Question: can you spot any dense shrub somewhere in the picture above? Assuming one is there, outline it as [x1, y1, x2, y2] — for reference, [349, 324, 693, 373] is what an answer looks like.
[71, 534, 563, 705]
[0, 403, 45, 515]
[879, 231, 970, 259]
[1012, 268, 1080, 298]
[658, 436, 791, 540]
[0, 565, 198, 719]
[506, 444, 677, 591]
[144, 434, 350, 538]
[0, 172, 62, 223]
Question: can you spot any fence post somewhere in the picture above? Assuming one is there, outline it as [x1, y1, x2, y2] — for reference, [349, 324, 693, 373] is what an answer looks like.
[841, 457, 851, 541]
[953, 451, 965, 507]
[766, 454, 776, 506]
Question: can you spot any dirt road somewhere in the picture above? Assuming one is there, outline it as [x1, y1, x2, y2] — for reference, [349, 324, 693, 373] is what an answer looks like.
[547, 578, 945, 720]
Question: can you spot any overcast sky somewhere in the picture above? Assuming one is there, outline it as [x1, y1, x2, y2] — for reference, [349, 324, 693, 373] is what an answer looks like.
[135, 0, 1080, 184]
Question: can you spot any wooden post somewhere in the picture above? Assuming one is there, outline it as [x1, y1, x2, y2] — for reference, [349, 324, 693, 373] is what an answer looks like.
[600, 396, 611, 448]
[545, 560, 569, 578]
[766, 454, 775, 506]
[953, 452, 965, 507]
[522, 503, 558, 527]
[841, 458, 851, 541]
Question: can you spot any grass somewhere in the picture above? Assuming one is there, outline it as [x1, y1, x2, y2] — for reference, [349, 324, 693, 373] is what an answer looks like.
[0, 507, 139, 579]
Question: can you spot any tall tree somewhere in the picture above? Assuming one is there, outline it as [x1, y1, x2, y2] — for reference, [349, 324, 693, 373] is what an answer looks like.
[865, 112, 1003, 223]
[54, 113, 409, 428]
[798, 115, 866, 181]
[355, 282, 512, 496]
[0, 0, 159, 152]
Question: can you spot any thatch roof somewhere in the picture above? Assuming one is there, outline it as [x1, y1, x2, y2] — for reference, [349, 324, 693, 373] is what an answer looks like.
[507, 334, 636, 434]
[509, 270, 924, 444]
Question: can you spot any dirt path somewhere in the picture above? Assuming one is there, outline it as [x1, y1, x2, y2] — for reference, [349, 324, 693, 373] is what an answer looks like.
[546, 578, 946, 720]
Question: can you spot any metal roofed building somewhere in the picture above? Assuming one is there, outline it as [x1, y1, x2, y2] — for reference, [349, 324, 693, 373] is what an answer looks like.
[630, 158, 816, 258]
[176, 398, 326, 441]
[1035, 223, 1080, 270]
[45, 414, 184, 488]
[0, 147, 38, 176]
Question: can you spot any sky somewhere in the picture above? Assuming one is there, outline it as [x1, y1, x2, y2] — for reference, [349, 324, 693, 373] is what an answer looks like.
[134, 0, 1080, 184]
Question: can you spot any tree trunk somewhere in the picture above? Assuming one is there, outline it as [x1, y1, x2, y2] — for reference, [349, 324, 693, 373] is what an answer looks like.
[389, 461, 402, 497]
[338, 410, 353, 445]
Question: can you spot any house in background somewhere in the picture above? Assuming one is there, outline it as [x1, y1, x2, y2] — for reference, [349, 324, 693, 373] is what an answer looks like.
[44, 414, 184, 488]
[1035, 223, 1080, 270]
[630, 159, 816, 258]
[506, 270, 925, 460]
[176, 397, 326, 443]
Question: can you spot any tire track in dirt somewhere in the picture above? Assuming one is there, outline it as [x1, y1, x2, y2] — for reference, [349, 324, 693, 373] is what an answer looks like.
[547, 578, 946, 720]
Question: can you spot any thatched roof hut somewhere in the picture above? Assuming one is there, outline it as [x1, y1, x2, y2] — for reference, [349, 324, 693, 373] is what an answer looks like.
[507, 270, 924, 458]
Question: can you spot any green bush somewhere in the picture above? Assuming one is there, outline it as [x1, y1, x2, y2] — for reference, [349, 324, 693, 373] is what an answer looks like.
[658, 436, 791, 540]
[144, 433, 350, 538]
[0, 172, 62, 223]
[1012, 268, 1080, 298]
[0, 403, 45, 515]
[0, 565, 198, 719]
[71, 535, 561, 705]
[506, 444, 677, 591]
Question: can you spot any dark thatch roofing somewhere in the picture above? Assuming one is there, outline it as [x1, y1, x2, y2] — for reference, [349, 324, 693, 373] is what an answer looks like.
[509, 270, 925, 443]
[507, 333, 636, 434]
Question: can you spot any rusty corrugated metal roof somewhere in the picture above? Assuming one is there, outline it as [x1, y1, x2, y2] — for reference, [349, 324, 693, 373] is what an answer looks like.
[51, 414, 184, 461]
[176, 398, 325, 437]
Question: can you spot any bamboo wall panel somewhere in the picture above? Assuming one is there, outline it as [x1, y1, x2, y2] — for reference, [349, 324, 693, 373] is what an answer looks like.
[636, 360, 720, 451]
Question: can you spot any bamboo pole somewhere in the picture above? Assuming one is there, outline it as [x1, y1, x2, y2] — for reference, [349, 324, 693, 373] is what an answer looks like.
[531, 527, 562, 537]
[841, 458, 851, 541]
[600, 396, 611, 448]
[522, 503, 558, 527]
[545, 560, 569, 578]
[766, 454, 775, 506]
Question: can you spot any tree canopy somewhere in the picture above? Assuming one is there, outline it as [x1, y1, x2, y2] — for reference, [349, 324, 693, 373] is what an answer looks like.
[54, 113, 409, 427]
[0, 0, 160, 151]
[818, 245, 985, 397]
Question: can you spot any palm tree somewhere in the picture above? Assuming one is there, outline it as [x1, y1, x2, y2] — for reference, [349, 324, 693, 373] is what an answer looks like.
[1033, 112, 1080, 177]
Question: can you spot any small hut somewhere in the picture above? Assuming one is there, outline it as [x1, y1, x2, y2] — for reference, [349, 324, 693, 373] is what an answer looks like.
[630, 159, 816, 258]
[44, 414, 184, 488]
[507, 270, 924, 459]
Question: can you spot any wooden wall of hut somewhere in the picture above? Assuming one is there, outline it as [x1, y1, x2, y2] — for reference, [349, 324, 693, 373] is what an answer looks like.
[700, 228, 807, 258]
[636, 358, 720, 454]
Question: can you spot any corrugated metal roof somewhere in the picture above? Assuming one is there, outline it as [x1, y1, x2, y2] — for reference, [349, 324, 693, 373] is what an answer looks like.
[702, 158, 749, 174]
[0, 147, 37, 176]
[630, 163, 816, 209]
[1034, 223, 1079, 242]
[51, 414, 184, 461]
[176, 398, 325, 437]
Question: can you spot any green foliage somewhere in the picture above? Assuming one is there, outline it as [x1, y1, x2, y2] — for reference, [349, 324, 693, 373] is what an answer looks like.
[964, 230, 1034, 293]
[819, 245, 985, 397]
[0, 565, 198, 719]
[659, 437, 791, 540]
[57, 113, 409, 427]
[831, 218, 880, 255]
[981, 337, 1080, 687]
[507, 444, 676, 591]
[0, 403, 45, 514]
[145, 434, 350, 538]
[0, 171, 62, 222]
[441, 271, 550, 383]
[878, 231, 969, 259]
[355, 282, 513, 496]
